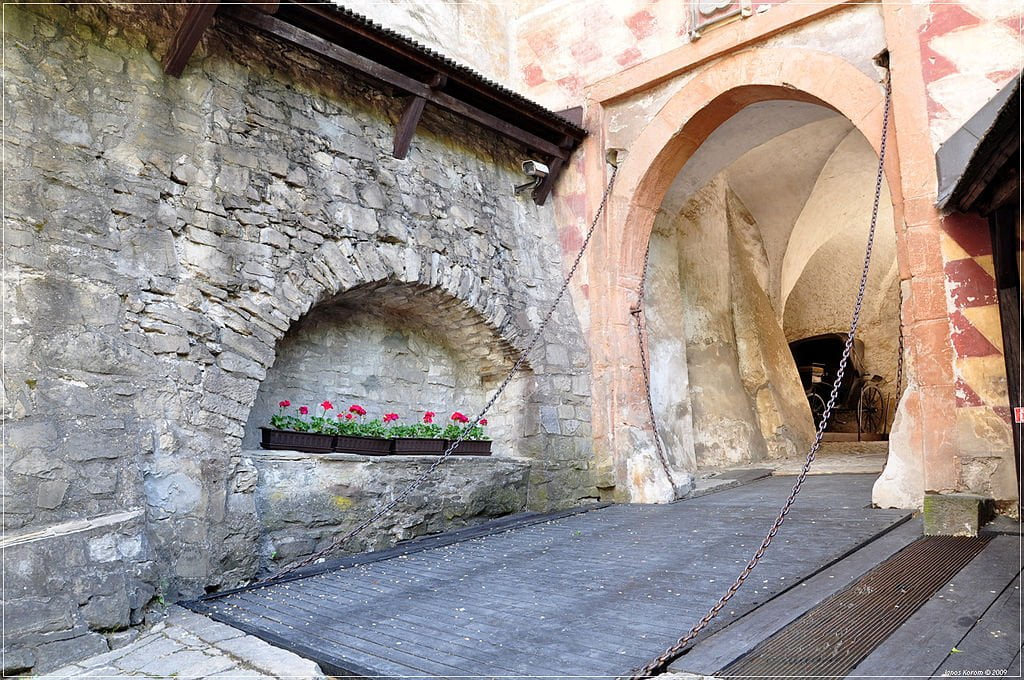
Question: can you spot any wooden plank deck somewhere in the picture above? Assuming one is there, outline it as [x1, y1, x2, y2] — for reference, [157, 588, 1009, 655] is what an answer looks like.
[672, 517, 925, 676]
[189, 473, 910, 678]
[852, 534, 1022, 678]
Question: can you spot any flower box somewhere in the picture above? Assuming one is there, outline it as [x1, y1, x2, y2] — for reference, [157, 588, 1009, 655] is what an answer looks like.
[448, 440, 492, 456]
[334, 435, 391, 456]
[260, 427, 335, 454]
[391, 438, 448, 456]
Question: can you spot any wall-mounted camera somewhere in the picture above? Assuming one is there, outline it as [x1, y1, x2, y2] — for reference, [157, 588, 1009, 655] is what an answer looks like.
[522, 160, 550, 177]
[514, 159, 550, 196]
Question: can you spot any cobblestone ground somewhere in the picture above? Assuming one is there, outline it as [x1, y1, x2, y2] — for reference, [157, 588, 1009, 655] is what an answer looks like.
[42, 607, 324, 679]
[771, 440, 888, 476]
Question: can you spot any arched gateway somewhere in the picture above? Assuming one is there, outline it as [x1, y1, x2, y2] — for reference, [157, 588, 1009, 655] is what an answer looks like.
[586, 48, 908, 502]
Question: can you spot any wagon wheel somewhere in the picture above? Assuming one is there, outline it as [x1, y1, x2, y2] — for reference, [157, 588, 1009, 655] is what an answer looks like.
[857, 383, 885, 434]
[808, 393, 828, 430]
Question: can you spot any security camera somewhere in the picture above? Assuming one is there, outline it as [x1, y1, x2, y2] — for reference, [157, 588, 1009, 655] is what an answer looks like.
[522, 160, 550, 177]
[514, 160, 551, 196]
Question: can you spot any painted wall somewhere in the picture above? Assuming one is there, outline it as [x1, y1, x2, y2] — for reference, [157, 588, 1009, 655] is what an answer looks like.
[919, 0, 1023, 149]
[342, 0, 515, 85]
[514, 0, 691, 108]
[873, 0, 1020, 508]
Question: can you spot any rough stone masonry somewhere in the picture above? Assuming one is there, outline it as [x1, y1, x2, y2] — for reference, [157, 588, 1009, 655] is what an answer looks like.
[3, 3, 596, 673]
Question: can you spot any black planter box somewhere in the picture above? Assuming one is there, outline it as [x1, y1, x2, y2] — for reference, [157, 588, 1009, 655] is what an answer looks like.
[447, 440, 492, 456]
[334, 435, 391, 456]
[391, 438, 447, 455]
[260, 428, 334, 453]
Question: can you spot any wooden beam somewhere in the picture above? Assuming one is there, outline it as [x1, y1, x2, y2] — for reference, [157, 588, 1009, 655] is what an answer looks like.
[293, 3, 586, 142]
[531, 156, 563, 207]
[163, 1, 221, 78]
[989, 205, 1021, 504]
[393, 96, 427, 159]
[249, 1, 280, 13]
[532, 135, 574, 206]
[228, 7, 570, 160]
[392, 74, 446, 159]
[163, 1, 280, 78]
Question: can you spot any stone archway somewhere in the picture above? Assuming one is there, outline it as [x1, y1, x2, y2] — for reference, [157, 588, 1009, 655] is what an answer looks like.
[589, 48, 906, 502]
[242, 280, 529, 456]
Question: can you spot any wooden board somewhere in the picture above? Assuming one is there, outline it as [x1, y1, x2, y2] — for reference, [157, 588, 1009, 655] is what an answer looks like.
[190, 474, 909, 677]
[673, 518, 921, 675]
[934, 572, 1022, 677]
[850, 535, 1021, 677]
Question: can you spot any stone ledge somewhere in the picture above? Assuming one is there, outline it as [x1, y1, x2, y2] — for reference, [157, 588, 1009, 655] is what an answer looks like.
[245, 448, 533, 467]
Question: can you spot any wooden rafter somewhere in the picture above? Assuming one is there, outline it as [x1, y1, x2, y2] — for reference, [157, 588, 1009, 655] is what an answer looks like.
[162, 1, 221, 77]
[229, 7, 570, 161]
[163, 1, 280, 78]
[220, 4, 586, 204]
[393, 74, 446, 159]
[532, 108, 584, 205]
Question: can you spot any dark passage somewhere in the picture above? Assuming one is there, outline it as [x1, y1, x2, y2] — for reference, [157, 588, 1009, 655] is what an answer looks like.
[188, 474, 909, 677]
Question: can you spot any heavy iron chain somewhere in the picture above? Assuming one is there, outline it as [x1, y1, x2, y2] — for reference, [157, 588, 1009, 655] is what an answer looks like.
[627, 74, 892, 679]
[264, 163, 621, 583]
[895, 286, 906, 413]
[632, 245, 681, 494]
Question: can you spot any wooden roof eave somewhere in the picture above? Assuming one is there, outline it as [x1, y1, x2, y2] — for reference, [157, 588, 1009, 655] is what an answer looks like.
[160, 1, 587, 206]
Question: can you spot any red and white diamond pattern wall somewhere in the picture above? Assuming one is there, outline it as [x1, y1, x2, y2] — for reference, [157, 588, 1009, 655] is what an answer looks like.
[920, 0, 1023, 149]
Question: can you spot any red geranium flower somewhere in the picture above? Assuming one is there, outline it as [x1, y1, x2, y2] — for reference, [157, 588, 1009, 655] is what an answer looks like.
[278, 400, 291, 408]
[337, 413, 345, 419]
[479, 419, 487, 426]
[299, 406, 309, 415]
[450, 412, 468, 424]
[345, 413, 353, 420]
[423, 411, 435, 424]
[383, 413, 399, 423]
[349, 404, 366, 416]
[321, 400, 333, 411]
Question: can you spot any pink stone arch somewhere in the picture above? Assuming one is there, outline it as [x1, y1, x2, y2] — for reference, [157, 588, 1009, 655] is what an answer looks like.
[589, 47, 905, 501]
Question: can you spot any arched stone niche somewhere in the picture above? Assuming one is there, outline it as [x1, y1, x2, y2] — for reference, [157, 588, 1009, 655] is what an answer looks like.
[243, 281, 528, 455]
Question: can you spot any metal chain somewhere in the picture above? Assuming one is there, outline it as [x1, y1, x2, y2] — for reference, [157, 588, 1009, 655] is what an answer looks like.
[264, 164, 621, 582]
[632, 243, 681, 494]
[627, 74, 891, 679]
[894, 286, 906, 427]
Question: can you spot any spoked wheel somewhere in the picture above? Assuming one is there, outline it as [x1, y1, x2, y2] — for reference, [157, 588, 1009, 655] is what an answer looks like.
[808, 393, 827, 430]
[858, 384, 885, 434]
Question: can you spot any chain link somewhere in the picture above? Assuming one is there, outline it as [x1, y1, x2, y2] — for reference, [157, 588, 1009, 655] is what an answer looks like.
[626, 74, 891, 679]
[894, 285, 906, 428]
[633, 241, 681, 494]
[263, 165, 621, 583]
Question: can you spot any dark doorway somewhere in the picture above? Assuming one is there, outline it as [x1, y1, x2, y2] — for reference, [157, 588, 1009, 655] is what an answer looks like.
[789, 334, 886, 438]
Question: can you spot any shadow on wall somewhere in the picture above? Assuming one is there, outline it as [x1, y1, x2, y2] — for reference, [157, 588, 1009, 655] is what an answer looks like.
[243, 281, 530, 455]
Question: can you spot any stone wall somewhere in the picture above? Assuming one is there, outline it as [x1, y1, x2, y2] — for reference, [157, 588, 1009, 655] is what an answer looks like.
[4, 3, 595, 672]
[251, 451, 532, 569]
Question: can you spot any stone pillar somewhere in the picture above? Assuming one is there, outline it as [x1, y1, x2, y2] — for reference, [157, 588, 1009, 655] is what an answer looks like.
[875, 1, 1017, 511]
